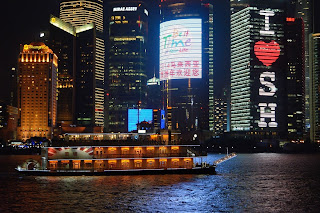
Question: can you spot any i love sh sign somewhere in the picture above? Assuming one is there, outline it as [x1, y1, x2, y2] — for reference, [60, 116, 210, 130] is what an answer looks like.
[255, 10, 280, 128]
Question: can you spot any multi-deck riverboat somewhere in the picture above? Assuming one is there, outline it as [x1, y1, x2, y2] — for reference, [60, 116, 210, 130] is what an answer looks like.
[16, 132, 215, 175]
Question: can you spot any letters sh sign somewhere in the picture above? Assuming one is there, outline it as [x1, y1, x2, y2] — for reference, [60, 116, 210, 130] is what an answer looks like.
[254, 10, 280, 128]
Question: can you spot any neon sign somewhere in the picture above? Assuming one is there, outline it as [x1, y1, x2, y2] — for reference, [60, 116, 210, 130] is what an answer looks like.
[258, 103, 278, 128]
[254, 40, 280, 66]
[160, 19, 202, 80]
[259, 10, 275, 36]
[113, 7, 137, 12]
[255, 10, 280, 128]
[259, 72, 277, 96]
[23, 44, 49, 51]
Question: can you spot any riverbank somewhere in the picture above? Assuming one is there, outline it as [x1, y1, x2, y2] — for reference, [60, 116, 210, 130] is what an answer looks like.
[202, 141, 320, 154]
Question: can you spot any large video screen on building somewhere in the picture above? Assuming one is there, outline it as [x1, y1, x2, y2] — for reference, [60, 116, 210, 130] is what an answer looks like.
[128, 109, 153, 132]
[160, 19, 202, 81]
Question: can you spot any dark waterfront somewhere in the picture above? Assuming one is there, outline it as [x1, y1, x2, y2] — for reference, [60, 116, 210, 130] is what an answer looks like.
[1, 153, 320, 212]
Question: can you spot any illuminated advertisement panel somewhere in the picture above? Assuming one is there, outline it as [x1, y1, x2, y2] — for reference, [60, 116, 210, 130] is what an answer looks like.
[160, 19, 202, 81]
[160, 110, 165, 129]
[253, 10, 283, 129]
[128, 109, 153, 132]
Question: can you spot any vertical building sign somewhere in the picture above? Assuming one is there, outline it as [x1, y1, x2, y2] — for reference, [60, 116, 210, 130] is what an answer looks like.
[159, 19, 202, 80]
[255, 10, 280, 128]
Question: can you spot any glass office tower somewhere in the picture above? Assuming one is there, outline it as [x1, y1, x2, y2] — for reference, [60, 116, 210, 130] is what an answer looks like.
[106, 0, 148, 132]
[310, 33, 320, 142]
[230, 6, 286, 137]
[285, 17, 305, 140]
[59, 0, 105, 128]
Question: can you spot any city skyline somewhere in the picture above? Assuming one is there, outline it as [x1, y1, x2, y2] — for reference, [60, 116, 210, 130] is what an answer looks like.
[1, 0, 320, 140]
[1, 1, 320, 212]
[0, 0, 233, 102]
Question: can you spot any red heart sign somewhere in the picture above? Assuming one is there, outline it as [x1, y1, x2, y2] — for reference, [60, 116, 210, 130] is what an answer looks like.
[254, 40, 280, 66]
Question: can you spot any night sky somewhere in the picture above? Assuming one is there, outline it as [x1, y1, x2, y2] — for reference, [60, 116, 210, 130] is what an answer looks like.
[0, 0, 317, 102]
[0, 0, 60, 101]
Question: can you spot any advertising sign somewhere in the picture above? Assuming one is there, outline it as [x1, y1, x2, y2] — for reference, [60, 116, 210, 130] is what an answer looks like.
[128, 109, 153, 132]
[255, 10, 280, 128]
[160, 19, 202, 80]
[113, 7, 137, 12]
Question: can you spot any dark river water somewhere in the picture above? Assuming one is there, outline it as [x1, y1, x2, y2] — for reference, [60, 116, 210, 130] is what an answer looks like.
[1, 153, 320, 212]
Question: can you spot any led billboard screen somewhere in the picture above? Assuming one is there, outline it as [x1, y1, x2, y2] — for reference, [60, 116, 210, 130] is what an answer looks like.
[160, 19, 202, 81]
[161, 110, 165, 129]
[128, 109, 153, 132]
[254, 10, 282, 128]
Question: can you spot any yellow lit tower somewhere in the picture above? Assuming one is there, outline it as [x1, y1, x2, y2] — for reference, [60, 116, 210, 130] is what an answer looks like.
[60, 0, 104, 32]
[17, 43, 58, 141]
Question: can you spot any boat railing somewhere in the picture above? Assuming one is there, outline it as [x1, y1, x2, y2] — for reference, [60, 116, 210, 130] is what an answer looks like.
[93, 153, 200, 159]
[52, 139, 200, 147]
[50, 165, 193, 171]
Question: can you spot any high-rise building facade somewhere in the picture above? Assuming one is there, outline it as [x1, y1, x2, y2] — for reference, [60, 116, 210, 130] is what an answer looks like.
[230, 0, 250, 14]
[147, 76, 161, 110]
[0, 101, 6, 130]
[10, 67, 18, 107]
[106, 0, 148, 132]
[40, 17, 75, 126]
[159, 0, 214, 135]
[0, 102, 18, 142]
[17, 43, 58, 140]
[310, 33, 320, 142]
[59, 0, 105, 128]
[213, 98, 227, 135]
[230, 7, 287, 137]
[60, 0, 104, 32]
[285, 17, 305, 139]
[292, 0, 313, 132]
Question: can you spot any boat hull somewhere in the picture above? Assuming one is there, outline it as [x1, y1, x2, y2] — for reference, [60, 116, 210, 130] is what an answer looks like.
[16, 167, 216, 176]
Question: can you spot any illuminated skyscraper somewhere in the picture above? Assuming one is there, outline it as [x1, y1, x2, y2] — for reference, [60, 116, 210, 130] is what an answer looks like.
[310, 33, 320, 142]
[230, 0, 249, 14]
[289, 0, 313, 132]
[44, 15, 104, 129]
[213, 98, 227, 135]
[285, 17, 305, 139]
[60, 0, 104, 32]
[147, 76, 161, 110]
[40, 17, 75, 126]
[106, 0, 148, 132]
[230, 7, 287, 136]
[57, 0, 105, 128]
[10, 67, 18, 107]
[17, 43, 58, 140]
[159, 0, 214, 135]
